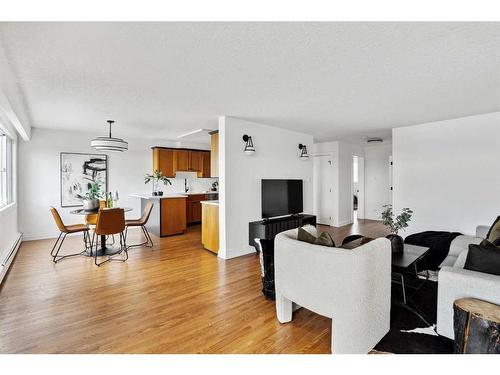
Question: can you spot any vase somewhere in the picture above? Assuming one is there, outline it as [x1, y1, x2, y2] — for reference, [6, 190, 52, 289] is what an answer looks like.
[386, 234, 404, 253]
[83, 198, 99, 211]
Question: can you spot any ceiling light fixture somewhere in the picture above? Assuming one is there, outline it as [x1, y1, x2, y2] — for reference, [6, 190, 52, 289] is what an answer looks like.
[91, 120, 128, 152]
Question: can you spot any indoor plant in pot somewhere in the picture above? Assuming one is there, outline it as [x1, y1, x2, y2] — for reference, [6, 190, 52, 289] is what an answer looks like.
[145, 170, 172, 196]
[81, 178, 103, 211]
[381, 204, 413, 252]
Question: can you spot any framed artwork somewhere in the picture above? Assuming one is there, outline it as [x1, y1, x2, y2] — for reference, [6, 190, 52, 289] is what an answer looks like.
[60, 152, 108, 207]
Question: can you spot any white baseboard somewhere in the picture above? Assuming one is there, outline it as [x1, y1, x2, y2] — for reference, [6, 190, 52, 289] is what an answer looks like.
[0, 232, 22, 285]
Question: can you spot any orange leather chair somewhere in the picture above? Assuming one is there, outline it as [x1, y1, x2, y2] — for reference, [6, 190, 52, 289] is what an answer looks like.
[50, 207, 90, 263]
[125, 202, 154, 249]
[90, 208, 128, 266]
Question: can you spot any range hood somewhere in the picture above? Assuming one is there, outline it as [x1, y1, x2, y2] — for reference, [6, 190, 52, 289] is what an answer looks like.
[175, 171, 198, 179]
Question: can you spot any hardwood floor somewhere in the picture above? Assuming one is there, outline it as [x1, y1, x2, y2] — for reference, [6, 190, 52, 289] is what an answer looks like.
[0, 219, 387, 354]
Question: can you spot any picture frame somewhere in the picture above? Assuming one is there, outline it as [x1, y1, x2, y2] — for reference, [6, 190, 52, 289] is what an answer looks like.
[60, 152, 108, 207]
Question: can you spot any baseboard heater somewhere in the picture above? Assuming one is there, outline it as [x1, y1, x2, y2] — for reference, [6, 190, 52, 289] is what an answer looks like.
[0, 233, 23, 285]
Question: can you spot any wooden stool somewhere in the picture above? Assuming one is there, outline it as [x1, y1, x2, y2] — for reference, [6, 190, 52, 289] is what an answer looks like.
[453, 298, 500, 354]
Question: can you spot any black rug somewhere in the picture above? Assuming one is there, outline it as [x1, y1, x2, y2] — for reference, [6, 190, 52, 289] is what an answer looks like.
[374, 278, 454, 354]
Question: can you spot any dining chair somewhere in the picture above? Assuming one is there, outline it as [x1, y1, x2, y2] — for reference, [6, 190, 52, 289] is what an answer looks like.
[125, 202, 154, 249]
[50, 207, 90, 263]
[90, 208, 128, 266]
[85, 200, 115, 247]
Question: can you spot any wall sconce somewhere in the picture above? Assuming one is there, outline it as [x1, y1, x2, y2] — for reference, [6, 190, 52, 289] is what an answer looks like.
[243, 135, 255, 155]
[298, 144, 309, 160]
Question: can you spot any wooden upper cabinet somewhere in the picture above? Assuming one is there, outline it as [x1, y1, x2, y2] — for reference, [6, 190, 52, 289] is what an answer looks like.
[202, 151, 211, 178]
[210, 133, 219, 177]
[188, 151, 204, 174]
[175, 150, 190, 172]
[152, 148, 211, 177]
[153, 148, 175, 177]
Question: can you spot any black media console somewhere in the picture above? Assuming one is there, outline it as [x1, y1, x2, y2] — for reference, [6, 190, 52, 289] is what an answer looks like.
[248, 214, 317, 248]
[248, 214, 317, 300]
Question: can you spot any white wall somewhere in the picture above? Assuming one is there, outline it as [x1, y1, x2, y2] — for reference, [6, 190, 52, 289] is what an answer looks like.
[393, 112, 500, 236]
[219, 117, 313, 259]
[364, 143, 392, 220]
[18, 128, 216, 240]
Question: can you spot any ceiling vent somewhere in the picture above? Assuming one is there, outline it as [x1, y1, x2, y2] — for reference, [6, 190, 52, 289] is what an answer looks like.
[366, 137, 383, 144]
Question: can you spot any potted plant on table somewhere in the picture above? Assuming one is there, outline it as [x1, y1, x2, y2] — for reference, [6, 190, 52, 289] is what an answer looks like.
[80, 178, 103, 211]
[145, 170, 172, 196]
[381, 204, 413, 252]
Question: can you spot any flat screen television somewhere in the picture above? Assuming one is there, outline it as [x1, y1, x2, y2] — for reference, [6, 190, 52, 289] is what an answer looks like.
[261, 179, 303, 219]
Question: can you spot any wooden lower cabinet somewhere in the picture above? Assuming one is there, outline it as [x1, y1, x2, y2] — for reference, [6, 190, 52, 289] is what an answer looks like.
[160, 197, 187, 236]
[202, 202, 219, 254]
[186, 194, 207, 224]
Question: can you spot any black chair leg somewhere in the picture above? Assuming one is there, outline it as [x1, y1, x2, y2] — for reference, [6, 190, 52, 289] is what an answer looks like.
[143, 226, 154, 247]
[53, 232, 88, 263]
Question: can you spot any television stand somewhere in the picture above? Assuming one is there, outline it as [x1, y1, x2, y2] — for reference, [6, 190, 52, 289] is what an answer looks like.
[249, 214, 316, 247]
[248, 214, 316, 300]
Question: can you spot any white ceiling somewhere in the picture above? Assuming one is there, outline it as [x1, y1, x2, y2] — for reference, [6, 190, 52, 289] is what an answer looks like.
[1, 22, 499, 143]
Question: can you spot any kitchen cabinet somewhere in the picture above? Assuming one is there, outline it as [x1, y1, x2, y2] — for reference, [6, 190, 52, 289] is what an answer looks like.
[202, 151, 211, 178]
[187, 194, 207, 224]
[152, 147, 211, 177]
[210, 132, 218, 177]
[152, 148, 175, 177]
[189, 151, 204, 175]
[140, 196, 187, 237]
[175, 150, 190, 172]
[201, 201, 219, 254]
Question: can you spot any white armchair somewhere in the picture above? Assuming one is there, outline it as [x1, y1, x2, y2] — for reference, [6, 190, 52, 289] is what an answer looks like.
[274, 227, 391, 354]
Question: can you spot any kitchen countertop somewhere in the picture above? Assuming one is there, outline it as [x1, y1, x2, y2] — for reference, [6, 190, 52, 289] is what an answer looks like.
[130, 192, 218, 200]
[200, 200, 219, 206]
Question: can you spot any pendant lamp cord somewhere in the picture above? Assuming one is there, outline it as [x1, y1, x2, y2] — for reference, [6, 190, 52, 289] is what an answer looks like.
[107, 120, 114, 138]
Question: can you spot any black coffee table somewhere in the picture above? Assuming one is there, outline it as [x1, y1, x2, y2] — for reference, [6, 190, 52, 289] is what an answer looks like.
[392, 243, 431, 325]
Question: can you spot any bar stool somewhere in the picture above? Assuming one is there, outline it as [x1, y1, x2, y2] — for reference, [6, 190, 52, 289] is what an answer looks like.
[50, 207, 90, 263]
[125, 202, 154, 249]
[90, 208, 128, 267]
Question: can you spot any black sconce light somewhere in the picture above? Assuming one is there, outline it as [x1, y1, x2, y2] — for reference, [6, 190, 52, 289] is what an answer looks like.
[243, 135, 255, 155]
[298, 144, 309, 160]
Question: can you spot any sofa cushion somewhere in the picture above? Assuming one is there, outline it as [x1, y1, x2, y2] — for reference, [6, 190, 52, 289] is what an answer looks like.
[486, 215, 500, 242]
[297, 227, 335, 247]
[464, 242, 500, 276]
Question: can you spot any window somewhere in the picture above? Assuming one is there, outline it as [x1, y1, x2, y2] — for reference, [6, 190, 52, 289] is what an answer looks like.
[0, 132, 13, 208]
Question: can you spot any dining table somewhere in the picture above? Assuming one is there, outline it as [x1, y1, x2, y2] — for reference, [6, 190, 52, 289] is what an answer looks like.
[69, 207, 133, 256]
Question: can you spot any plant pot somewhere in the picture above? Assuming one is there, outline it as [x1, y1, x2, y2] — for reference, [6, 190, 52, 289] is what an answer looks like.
[157, 191, 163, 196]
[386, 234, 404, 253]
[83, 198, 99, 211]
[152, 191, 158, 196]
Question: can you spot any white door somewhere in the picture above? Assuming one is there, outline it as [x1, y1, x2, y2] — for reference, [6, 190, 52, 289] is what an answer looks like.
[313, 155, 334, 226]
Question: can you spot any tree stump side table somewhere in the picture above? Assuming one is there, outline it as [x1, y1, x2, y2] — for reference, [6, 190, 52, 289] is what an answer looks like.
[453, 298, 500, 354]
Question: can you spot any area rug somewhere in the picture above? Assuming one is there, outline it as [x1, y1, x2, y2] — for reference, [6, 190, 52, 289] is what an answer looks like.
[374, 278, 454, 354]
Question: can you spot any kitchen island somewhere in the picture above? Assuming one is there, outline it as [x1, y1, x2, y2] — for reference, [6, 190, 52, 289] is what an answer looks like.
[131, 192, 218, 237]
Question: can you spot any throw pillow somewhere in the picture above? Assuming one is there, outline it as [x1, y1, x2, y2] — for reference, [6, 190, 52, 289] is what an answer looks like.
[486, 215, 500, 242]
[297, 227, 335, 247]
[464, 243, 500, 276]
[297, 227, 317, 244]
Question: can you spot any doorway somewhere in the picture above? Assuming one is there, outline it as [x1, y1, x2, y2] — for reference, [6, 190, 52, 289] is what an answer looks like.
[352, 155, 365, 222]
[313, 154, 334, 226]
